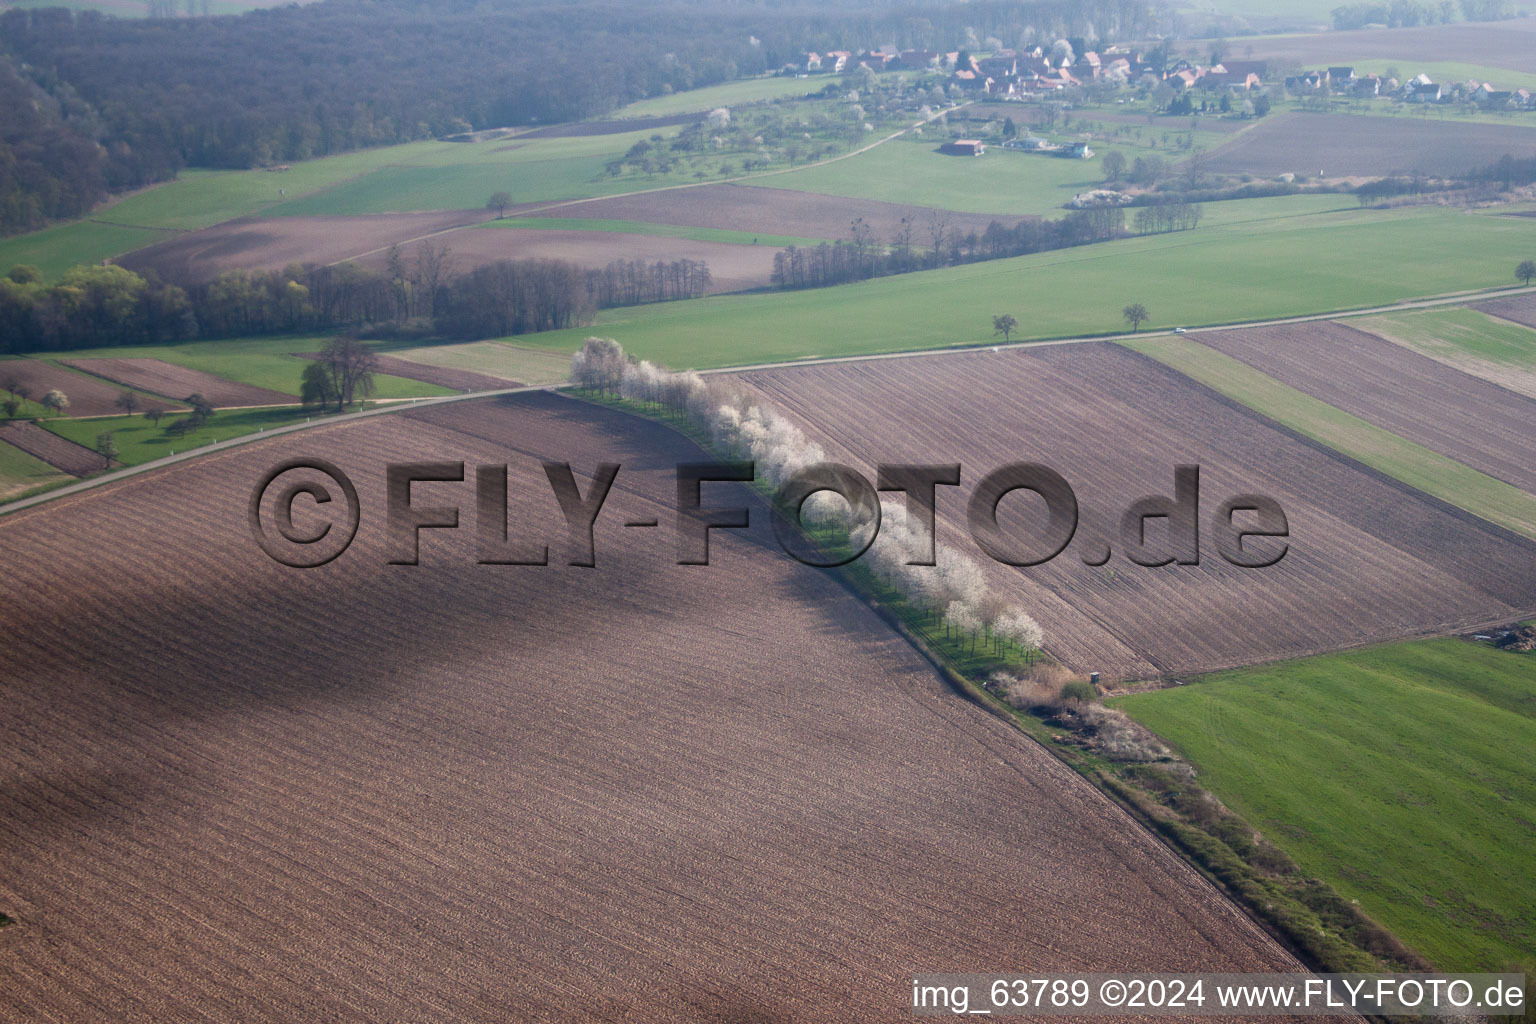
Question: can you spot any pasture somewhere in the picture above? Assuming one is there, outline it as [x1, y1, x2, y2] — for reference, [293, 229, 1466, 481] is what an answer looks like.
[0, 392, 1298, 1018]
[1201, 111, 1536, 178]
[1125, 334, 1536, 540]
[1114, 638, 1536, 972]
[736, 342, 1536, 678]
[608, 75, 826, 117]
[44, 405, 314, 468]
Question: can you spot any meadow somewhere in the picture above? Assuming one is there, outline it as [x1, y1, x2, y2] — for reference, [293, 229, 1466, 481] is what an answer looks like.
[1114, 638, 1536, 972]
[515, 201, 1534, 367]
[608, 75, 825, 117]
[0, 436, 69, 499]
[45, 405, 317, 467]
[1356, 306, 1536, 370]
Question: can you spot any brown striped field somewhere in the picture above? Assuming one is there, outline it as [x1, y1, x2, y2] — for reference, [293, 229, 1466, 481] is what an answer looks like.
[61, 358, 292, 408]
[0, 421, 103, 476]
[0, 392, 1299, 1022]
[1194, 322, 1536, 494]
[738, 342, 1536, 680]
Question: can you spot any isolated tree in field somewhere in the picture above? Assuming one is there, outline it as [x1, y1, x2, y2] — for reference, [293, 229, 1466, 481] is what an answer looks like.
[310, 334, 377, 411]
[1518, 260, 1536, 286]
[1, 374, 19, 398]
[300, 362, 339, 411]
[94, 432, 119, 470]
[41, 389, 68, 416]
[116, 389, 139, 416]
[2, 398, 18, 420]
[486, 191, 512, 219]
[1101, 150, 1126, 182]
[992, 314, 1019, 342]
[145, 406, 165, 427]
[1122, 303, 1150, 332]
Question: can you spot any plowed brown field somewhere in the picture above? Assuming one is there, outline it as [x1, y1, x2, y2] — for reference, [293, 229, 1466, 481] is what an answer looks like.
[739, 342, 1536, 678]
[0, 360, 170, 419]
[294, 352, 519, 392]
[1474, 290, 1536, 329]
[1201, 112, 1536, 177]
[1196, 322, 1536, 493]
[0, 421, 103, 476]
[61, 358, 293, 407]
[544, 184, 1015, 240]
[0, 393, 1299, 1021]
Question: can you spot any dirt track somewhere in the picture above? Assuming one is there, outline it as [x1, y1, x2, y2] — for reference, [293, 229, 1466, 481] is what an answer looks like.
[1197, 322, 1536, 494]
[0, 392, 1301, 1021]
[739, 342, 1536, 679]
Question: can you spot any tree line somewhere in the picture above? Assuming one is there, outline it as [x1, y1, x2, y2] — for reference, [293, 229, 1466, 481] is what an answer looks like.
[770, 206, 1146, 291]
[0, 0, 1161, 238]
[0, 250, 714, 353]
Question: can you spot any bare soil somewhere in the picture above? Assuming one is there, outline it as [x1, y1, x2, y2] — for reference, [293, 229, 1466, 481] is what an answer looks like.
[60, 358, 293, 407]
[296, 352, 520, 392]
[538, 184, 1022, 239]
[738, 342, 1536, 679]
[1197, 321, 1536, 493]
[0, 360, 173, 418]
[1201, 111, 1536, 177]
[0, 421, 103, 476]
[118, 210, 487, 284]
[0, 392, 1299, 1020]
[1473, 290, 1536, 329]
[1230, 18, 1536, 76]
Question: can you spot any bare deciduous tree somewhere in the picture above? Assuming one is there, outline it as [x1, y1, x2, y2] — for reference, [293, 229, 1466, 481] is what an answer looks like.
[1122, 303, 1150, 332]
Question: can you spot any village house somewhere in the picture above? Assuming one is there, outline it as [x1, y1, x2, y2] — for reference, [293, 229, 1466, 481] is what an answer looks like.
[940, 139, 986, 156]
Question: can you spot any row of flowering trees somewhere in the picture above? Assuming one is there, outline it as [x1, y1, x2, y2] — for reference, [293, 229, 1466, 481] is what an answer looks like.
[571, 337, 1045, 659]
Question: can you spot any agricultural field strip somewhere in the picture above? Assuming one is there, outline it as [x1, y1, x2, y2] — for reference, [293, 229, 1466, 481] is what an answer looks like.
[0, 394, 1302, 1018]
[327, 102, 969, 267]
[1350, 307, 1536, 401]
[8, 283, 1536, 516]
[0, 357, 183, 418]
[1125, 336, 1536, 540]
[59, 358, 294, 408]
[737, 342, 1536, 678]
[0, 421, 103, 476]
[1192, 322, 1536, 494]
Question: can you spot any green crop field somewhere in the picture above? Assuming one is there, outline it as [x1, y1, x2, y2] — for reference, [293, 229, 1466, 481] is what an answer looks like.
[45, 406, 318, 468]
[1125, 334, 1536, 539]
[1355, 306, 1536, 371]
[1114, 639, 1536, 971]
[511, 202, 1532, 367]
[486, 217, 825, 247]
[0, 436, 70, 499]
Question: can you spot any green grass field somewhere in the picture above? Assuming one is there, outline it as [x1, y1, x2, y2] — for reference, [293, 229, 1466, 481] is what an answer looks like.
[507, 202, 1532, 367]
[1354, 306, 1536, 371]
[1124, 334, 1536, 539]
[45, 406, 318, 468]
[487, 216, 825, 247]
[1114, 638, 1536, 971]
[0, 221, 167, 280]
[0, 436, 70, 499]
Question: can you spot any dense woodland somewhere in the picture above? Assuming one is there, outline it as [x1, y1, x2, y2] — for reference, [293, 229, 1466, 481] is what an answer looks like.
[0, 252, 714, 352]
[0, 0, 1158, 236]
